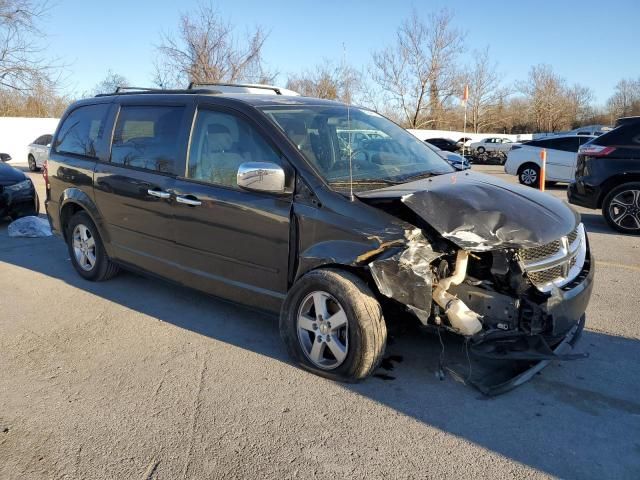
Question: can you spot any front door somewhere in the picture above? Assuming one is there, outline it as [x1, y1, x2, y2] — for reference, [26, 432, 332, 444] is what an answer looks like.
[170, 106, 292, 309]
[93, 101, 193, 276]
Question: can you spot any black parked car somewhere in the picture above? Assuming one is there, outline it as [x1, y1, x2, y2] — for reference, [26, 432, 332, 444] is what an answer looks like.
[0, 162, 39, 219]
[45, 85, 594, 394]
[425, 137, 459, 152]
[569, 116, 640, 234]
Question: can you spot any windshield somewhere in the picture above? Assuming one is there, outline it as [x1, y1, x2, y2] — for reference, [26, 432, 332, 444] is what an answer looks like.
[260, 105, 453, 191]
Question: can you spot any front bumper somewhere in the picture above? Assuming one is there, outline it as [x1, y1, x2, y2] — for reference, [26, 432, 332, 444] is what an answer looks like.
[0, 184, 38, 218]
[455, 251, 594, 395]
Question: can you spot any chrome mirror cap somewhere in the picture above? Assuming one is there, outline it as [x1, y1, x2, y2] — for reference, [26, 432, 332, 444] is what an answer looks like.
[237, 162, 286, 194]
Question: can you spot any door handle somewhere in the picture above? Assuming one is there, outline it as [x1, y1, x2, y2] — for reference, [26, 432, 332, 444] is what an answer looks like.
[176, 195, 202, 206]
[147, 189, 171, 199]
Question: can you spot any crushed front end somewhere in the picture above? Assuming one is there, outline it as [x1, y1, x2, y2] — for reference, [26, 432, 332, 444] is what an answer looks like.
[366, 208, 594, 395]
[357, 172, 595, 394]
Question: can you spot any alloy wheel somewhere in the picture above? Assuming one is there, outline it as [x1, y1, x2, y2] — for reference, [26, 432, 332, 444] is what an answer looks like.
[297, 291, 349, 370]
[72, 224, 97, 271]
[521, 168, 537, 185]
[609, 189, 640, 231]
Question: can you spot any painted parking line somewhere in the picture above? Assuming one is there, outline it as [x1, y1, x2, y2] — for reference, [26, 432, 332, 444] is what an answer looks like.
[596, 261, 640, 272]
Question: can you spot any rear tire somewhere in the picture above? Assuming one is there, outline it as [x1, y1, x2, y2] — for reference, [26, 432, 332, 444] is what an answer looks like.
[280, 268, 387, 382]
[28, 155, 38, 172]
[518, 163, 540, 188]
[476, 146, 486, 154]
[602, 182, 640, 234]
[66, 211, 119, 281]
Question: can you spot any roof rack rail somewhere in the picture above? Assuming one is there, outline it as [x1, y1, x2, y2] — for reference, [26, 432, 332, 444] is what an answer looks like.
[114, 86, 162, 93]
[94, 86, 222, 97]
[188, 82, 294, 95]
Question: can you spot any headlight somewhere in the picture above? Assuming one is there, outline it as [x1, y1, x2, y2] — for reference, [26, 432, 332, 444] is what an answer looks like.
[4, 179, 32, 192]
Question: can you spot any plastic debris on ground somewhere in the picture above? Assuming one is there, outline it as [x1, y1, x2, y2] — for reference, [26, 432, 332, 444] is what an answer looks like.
[7, 216, 52, 238]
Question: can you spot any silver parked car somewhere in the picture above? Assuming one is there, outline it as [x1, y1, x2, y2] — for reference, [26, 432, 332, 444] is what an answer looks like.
[27, 134, 53, 171]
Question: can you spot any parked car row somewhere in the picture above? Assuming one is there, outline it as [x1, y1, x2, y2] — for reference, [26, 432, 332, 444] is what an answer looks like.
[502, 117, 640, 234]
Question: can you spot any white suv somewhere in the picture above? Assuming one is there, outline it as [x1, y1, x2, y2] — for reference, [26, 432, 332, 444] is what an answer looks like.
[505, 135, 596, 186]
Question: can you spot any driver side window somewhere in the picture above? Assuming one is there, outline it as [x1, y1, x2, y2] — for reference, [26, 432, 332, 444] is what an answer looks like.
[187, 109, 282, 188]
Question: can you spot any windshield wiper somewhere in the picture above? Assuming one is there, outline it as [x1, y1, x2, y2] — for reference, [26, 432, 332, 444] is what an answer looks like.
[390, 172, 434, 183]
[329, 179, 402, 186]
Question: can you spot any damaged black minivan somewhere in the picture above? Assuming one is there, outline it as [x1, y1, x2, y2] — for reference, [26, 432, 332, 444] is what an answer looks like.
[45, 86, 594, 394]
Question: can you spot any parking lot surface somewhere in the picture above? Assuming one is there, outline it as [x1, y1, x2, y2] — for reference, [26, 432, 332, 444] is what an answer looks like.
[1, 165, 639, 479]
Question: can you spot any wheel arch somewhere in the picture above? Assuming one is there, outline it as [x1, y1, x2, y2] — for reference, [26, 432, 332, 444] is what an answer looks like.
[59, 188, 110, 246]
[597, 174, 640, 208]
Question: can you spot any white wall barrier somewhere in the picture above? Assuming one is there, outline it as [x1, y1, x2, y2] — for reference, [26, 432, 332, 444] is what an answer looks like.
[0, 117, 60, 167]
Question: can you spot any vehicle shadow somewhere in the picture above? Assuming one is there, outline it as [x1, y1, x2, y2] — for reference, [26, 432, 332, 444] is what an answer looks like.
[1, 231, 639, 479]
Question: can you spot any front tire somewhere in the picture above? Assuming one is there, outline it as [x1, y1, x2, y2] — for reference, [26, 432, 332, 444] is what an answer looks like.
[280, 268, 387, 382]
[476, 146, 486, 154]
[518, 163, 540, 187]
[602, 182, 640, 234]
[66, 211, 120, 281]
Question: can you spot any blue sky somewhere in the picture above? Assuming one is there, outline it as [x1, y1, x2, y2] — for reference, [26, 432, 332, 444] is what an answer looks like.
[44, 0, 639, 104]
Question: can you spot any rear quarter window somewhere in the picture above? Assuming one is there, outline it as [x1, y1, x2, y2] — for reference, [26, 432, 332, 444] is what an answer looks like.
[595, 123, 640, 147]
[54, 104, 110, 157]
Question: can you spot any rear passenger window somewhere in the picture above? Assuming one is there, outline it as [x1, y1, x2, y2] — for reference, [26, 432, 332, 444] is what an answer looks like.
[547, 137, 580, 152]
[111, 106, 185, 174]
[54, 104, 109, 157]
[187, 109, 282, 188]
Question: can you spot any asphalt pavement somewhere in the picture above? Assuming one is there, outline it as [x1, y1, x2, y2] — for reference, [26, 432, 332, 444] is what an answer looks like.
[0, 165, 638, 479]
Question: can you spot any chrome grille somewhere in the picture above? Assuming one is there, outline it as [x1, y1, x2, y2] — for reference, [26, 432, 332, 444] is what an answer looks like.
[527, 265, 565, 286]
[519, 240, 562, 262]
[518, 224, 586, 292]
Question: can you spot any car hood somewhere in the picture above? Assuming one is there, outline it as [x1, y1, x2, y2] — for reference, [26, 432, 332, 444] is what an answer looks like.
[0, 162, 26, 185]
[356, 171, 579, 251]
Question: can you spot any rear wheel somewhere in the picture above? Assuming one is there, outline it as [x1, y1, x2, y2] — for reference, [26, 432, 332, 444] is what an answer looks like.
[476, 146, 486, 154]
[602, 182, 640, 234]
[28, 155, 38, 172]
[518, 163, 540, 187]
[280, 268, 387, 382]
[66, 211, 119, 281]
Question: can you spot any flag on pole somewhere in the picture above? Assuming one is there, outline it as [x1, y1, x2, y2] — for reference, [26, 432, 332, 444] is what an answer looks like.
[463, 84, 469, 104]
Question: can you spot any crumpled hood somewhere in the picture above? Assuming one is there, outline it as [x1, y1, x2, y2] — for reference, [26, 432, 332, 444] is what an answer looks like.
[356, 171, 580, 251]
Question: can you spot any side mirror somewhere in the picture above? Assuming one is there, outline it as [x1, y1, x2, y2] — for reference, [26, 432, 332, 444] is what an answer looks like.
[237, 161, 286, 194]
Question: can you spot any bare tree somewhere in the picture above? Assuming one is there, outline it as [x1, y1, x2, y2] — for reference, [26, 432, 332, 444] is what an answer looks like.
[369, 9, 464, 129]
[566, 83, 594, 127]
[518, 64, 571, 132]
[607, 78, 640, 119]
[92, 70, 129, 95]
[0, 80, 71, 117]
[286, 60, 361, 103]
[0, 0, 58, 91]
[462, 47, 507, 133]
[154, 2, 274, 88]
